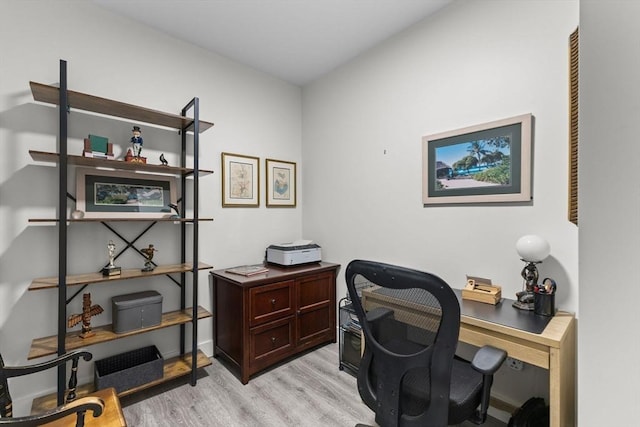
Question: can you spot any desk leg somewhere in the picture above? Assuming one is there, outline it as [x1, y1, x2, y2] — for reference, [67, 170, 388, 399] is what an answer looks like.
[549, 319, 576, 427]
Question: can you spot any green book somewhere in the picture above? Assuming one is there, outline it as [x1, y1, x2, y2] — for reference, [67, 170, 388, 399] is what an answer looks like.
[88, 134, 109, 153]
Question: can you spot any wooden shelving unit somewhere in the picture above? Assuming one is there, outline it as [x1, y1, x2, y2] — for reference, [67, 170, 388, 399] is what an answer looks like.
[26, 60, 214, 404]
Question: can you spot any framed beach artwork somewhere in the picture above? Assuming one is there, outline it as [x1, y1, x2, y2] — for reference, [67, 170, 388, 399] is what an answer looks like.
[266, 158, 296, 207]
[76, 168, 177, 218]
[422, 114, 532, 205]
[222, 152, 260, 207]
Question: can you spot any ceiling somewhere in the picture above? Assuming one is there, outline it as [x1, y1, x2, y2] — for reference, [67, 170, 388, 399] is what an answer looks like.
[91, 0, 452, 86]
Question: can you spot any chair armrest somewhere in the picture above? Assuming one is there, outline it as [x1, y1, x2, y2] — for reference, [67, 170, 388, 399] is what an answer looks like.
[0, 396, 104, 427]
[468, 346, 507, 424]
[471, 345, 507, 375]
[1, 350, 92, 380]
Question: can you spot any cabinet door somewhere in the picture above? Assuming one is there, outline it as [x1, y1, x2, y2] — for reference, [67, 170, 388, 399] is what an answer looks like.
[249, 280, 295, 327]
[295, 272, 335, 347]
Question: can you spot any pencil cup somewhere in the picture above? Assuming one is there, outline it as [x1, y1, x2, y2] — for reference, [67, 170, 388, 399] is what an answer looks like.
[534, 292, 555, 316]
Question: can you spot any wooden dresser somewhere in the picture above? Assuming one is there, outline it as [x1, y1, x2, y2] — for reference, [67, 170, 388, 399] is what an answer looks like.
[210, 262, 339, 383]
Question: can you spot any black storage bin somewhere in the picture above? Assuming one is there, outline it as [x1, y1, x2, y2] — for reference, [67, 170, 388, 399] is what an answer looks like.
[112, 290, 162, 333]
[94, 345, 163, 393]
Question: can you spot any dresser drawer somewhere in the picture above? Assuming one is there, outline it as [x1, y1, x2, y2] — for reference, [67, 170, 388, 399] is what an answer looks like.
[249, 280, 295, 327]
[250, 317, 294, 372]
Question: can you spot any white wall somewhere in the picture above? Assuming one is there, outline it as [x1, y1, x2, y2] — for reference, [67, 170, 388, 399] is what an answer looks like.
[579, 1, 640, 425]
[302, 0, 578, 413]
[0, 0, 302, 413]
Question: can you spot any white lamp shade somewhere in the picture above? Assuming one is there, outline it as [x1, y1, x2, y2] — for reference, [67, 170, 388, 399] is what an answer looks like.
[516, 235, 550, 262]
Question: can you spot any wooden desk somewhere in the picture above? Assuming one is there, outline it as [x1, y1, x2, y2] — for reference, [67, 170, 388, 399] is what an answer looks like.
[362, 288, 576, 427]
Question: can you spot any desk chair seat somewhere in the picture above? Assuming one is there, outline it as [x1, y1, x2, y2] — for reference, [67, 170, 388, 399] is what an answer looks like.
[402, 358, 483, 424]
[0, 350, 126, 427]
[346, 260, 506, 427]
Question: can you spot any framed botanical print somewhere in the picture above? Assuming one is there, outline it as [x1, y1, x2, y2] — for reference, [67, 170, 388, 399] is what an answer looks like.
[266, 158, 296, 207]
[221, 152, 260, 207]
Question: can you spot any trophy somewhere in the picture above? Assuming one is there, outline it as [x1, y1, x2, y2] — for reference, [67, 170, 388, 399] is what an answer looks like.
[102, 240, 121, 276]
[141, 244, 158, 272]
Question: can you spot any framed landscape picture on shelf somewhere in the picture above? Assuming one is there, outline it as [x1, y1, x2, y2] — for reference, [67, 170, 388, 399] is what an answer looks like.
[222, 152, 260, 207]
[266, 158, 296, 207]
[76, 168, 177, 218]
[421, 113, 532, 205]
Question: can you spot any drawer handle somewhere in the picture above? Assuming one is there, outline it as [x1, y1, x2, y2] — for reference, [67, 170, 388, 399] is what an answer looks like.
[271, 337, 277, 345]
[270, 298, 276, 306]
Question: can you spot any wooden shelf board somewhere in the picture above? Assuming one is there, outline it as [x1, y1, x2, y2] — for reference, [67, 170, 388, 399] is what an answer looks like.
[28, 306, 212, 359]
[29, 262, 214, 291]
[31, 350, 212, 413]
[28, 217, 214, 223]
[30, 82, 213, 133]
[29, 150, 214, 176]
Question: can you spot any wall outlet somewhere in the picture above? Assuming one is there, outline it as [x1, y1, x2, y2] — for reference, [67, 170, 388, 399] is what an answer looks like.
[506, 357, 524, 371]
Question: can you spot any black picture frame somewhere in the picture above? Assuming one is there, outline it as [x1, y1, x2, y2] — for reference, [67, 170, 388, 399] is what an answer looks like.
[76, 168, 177, 218]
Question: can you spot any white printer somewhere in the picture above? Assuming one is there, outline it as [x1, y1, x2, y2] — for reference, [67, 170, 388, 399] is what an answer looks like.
[266, 240, 322, 266]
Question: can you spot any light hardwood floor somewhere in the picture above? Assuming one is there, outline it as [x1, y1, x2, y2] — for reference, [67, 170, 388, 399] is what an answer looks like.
[120, 343, 506, 426]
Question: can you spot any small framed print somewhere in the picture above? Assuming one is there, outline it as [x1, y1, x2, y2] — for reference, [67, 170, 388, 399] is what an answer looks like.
[266, 158, 296, 207]
[222, 152, 260, 207]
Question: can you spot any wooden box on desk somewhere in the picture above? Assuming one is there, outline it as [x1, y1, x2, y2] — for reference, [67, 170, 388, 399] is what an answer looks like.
[461, 279, 501, 305]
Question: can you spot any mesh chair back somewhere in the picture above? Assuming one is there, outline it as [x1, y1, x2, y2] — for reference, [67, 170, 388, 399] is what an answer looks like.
[345, 260, 460, 427]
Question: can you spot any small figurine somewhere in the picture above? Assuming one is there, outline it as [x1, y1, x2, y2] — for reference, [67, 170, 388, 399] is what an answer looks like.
[131, 126, 143, 157]
[124, 148, 134, 162]
[71, 210, 84, 219]
[141, 244, 158, 272]
[68, 293, 104, 339]
[160, 153, 168, 166]
[513, 262, 540, 310]
[169, 203, 180, 219]
[521, 262, 539, 293]
[102, 240, 121, 276]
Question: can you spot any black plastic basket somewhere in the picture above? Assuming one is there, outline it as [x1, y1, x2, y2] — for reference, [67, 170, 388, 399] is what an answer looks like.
[94, 345, 163, 393]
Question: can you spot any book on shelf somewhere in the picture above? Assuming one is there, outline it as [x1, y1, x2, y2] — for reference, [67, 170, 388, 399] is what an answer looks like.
[225, 264, 269, 277]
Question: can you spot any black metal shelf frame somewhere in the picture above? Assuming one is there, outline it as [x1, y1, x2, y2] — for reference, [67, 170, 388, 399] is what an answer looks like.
[53, 59, 206, 402]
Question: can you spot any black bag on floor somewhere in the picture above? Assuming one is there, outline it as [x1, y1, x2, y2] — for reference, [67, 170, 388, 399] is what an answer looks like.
[508, 397, 549, 427]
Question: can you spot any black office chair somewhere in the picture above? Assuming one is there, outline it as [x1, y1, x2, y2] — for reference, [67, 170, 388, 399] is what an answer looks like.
[346, 260, 506, 427]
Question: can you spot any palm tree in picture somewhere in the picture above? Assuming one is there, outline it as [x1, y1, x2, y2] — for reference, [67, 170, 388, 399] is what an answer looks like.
[467, 140, 489, 165]
[482, 151, 504, 167]
[486, 136, 510, 152]
[453, 155, 478, 174]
